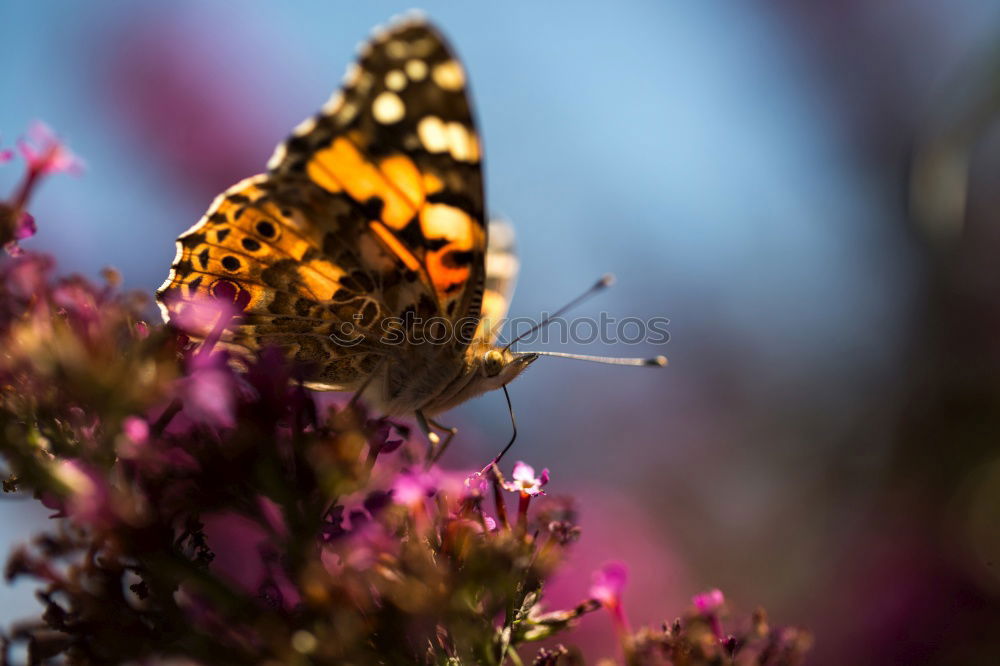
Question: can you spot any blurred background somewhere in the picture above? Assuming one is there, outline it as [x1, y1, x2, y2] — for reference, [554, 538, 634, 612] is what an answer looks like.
[3, 1, 1000, 663]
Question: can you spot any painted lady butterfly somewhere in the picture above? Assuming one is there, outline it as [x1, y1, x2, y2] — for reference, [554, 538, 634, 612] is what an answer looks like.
[157, 14, 662, 453]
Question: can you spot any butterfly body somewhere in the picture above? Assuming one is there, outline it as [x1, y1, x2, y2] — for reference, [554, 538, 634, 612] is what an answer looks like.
[158, 16, 528, 424]
[370, 344, 536, 417]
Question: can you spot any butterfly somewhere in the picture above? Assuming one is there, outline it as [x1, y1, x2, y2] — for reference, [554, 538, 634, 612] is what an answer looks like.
[157, 14, 664, 453]
[156, 15, 535, 448]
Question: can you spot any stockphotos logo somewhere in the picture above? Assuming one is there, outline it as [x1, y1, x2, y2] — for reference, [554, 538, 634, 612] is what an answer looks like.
[329, 312, 670, 347]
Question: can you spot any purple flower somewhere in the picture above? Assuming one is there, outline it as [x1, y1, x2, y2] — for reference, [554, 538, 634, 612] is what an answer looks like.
[502, 461, 550, 497]
[367, 419, 404, 459]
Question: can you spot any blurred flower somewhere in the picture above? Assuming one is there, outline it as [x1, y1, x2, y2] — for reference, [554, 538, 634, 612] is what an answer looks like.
[17, 121, 84, 177]
[99, 10, 281, 202]
[165, 289, 245, 342]
[392, 468, 437, 507]
[590, 561, 632, 652]
[367, 419, 404, 461]
[692, 588, 726, 639]
[591, 561, 628, 609]
[181, 357, 238, 428]
[122, 416, 150, 444]
[1, 121, 82, 254]
[12, 211, 35, 241]
[692, 588, 725, 614]
[49, 460, 113, 529]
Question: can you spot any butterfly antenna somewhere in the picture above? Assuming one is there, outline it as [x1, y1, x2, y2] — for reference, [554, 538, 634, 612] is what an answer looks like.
[503, 274, 615, 351]
[523, 351, 667, 367]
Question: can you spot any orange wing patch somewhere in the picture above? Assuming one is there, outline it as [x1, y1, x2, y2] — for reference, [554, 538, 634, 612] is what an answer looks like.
[370, 220, 421, 272]
[420, 203, 482, 297]
[265, 18, 489, 347]
[306, 139, 480, 308]
[308, 136, 417, 229]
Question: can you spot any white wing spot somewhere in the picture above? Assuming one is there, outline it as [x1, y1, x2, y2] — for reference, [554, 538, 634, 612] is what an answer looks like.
[322, 91, 345, 114]
[292, 115, 318, 136]
[373, 92, 406, 124]
[266, 142, 288, 170]
[432, 60, 465, 91]
[405, 59, 427, 81]
[417, 116, 449, 153]
[343, 63, 361, 87]
[486, 253, 519, 280]
[385, 70, 407, 91]
[418, 116, 480, 162]
[447, 123, 473, 161]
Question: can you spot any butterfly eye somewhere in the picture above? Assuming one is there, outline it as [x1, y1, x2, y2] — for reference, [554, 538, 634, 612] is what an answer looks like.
[483, 350, 504, 377]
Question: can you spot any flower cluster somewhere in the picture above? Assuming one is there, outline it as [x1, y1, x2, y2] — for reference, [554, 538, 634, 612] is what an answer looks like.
[0, 125, 810, 665]
[0, 122, 83, 256]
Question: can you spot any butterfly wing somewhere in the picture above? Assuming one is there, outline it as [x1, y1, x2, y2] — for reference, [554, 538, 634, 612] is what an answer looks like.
[268, 16, 487, 346]
[157, 17, 487, 391]
[157, 174, 402, 389]
[476, 219, 519, 344]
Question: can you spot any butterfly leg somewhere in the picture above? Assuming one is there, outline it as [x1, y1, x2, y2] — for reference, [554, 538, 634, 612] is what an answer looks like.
[428, 418, 458, 464]
[415, 409, 440, 458]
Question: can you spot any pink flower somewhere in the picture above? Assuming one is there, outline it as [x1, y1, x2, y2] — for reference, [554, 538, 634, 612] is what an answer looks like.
[17, 121, 84, 176]
[463, 470, 488, 496]
[590, 561, 628, 609]
[166, 292, 244, 341]
[182, 363, 238, 429]
[502, 461, 549, 496]
[12, 211, 35, 241]
[2, 253, 52, 298]
[692, 588, 725, 614]
[122, 416, 149, 444]
[392, 469, 437, 507]
[692, 588, 726, 639]
[3, 122, 82, 254]
[0, 135, 13, 163]
[590, 562, 632, 644]
[2, 210, 36, 256]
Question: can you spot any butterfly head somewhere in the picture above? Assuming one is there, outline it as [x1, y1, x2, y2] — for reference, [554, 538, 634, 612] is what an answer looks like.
[480, 348, 537, 384]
